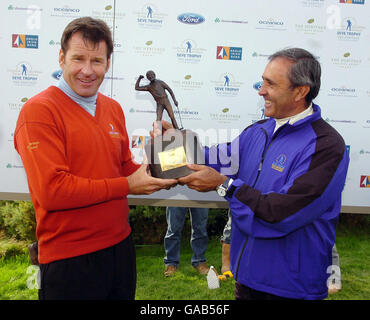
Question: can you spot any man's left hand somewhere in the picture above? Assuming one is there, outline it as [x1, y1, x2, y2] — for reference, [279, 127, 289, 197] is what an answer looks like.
[178, 164, 227, 192]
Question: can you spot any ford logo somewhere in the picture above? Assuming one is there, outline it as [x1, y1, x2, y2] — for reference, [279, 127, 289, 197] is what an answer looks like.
[52, 70, 63, 80]
[253, 81, 263, 91]
[177, 13, 205, 25]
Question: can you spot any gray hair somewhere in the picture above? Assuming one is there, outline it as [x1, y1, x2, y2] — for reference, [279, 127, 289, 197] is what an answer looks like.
[269, 48, 321, 105]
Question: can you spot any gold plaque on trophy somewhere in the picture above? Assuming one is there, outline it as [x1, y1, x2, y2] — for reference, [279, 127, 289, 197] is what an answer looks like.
[158, 146, 187, 172]
[145, 129, 204, 179]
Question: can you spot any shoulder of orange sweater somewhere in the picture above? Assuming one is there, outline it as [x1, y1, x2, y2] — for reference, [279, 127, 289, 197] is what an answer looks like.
[15, 86, 60, 133]
[97, 93, 126, 115]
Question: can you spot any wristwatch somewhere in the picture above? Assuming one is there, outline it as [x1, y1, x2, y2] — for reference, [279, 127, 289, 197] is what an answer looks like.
[216, 177, 233, 197]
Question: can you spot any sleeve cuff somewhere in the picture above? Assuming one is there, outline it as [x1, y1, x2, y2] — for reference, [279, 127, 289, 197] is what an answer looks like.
[106, 177, 129, 199]
[225, 178, 245, 200]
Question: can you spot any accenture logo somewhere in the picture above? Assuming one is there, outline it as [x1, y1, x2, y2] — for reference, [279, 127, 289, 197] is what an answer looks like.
[177, 13, 205, 25]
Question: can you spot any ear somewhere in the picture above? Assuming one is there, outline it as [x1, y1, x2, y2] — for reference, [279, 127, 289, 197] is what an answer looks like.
[105, 57, 111, 73]
[59, 49, 65, 69]
[294, 85, 310, 102]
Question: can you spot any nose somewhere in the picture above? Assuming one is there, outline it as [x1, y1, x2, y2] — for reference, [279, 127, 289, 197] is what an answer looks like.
[81, 61, 93, 75]
[258, 82, 266, 96]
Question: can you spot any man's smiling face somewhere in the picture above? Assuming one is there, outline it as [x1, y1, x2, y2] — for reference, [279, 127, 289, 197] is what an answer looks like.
[59, 32, 110, 97]
[259, 57, 301, 119]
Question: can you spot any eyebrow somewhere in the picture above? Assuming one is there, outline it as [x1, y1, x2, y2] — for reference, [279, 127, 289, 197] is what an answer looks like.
[70, 54, 104, 61]
[262, 75, 275, 85]
[70, 54, 84, 59]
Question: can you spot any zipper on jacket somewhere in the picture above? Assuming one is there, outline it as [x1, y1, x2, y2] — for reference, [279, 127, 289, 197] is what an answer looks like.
[234, 125, 284, 281]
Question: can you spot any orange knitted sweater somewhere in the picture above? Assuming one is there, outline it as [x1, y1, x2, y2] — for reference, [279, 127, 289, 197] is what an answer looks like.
[14, 86, 139, 264]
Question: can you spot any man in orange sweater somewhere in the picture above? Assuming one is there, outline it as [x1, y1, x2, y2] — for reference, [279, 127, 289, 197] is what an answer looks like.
[14, 17, 177, 300]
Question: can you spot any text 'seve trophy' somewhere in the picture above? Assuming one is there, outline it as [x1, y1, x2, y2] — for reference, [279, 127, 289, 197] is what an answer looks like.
[135, 70, 204, 179]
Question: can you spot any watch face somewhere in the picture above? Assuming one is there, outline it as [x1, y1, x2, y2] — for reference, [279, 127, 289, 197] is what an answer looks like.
[217, 187, 226, 197]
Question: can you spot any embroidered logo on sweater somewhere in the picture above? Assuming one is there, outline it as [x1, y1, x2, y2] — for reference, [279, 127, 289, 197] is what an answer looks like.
[27, 141, 40, 151]
[108, 123, 120, 138]
[272, 154, 287, 172]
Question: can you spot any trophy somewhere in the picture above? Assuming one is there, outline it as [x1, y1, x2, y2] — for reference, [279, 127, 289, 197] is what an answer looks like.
[135, 70, 204, 179]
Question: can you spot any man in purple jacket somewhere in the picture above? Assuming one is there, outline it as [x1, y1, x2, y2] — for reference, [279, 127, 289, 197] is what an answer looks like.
[178, 48, 349, 300]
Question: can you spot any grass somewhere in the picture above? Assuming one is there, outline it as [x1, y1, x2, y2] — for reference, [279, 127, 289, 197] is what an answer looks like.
[135, 240, 235, 300]
[0, 227, 369, 300]
[329, 227, 370, 300]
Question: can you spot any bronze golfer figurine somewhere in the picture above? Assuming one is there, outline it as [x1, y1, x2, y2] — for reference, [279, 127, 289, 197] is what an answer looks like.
[135, 71, 203, 179]
[135, 70, 181, 130]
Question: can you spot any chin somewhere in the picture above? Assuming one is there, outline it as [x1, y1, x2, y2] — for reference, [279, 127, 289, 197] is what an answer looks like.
[264, 110, 273, 118]
[76, 88, 98, 97]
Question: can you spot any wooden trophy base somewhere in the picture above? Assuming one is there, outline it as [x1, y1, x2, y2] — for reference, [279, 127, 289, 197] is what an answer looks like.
[145, 129, 204, 179]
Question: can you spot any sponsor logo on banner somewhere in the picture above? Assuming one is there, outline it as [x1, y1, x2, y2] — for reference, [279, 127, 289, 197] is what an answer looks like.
[8, 62, 41, 86]
[173, 39, 206, 64]
[134, 4, 166, 29]
[104, 75, 124, 82]
[172, 75, 204, 91]
[12, 34, 38, 49]
[51, 5, 81, 18]
[256, 18, 286, 31]
[249, 81, 266, 123]
[133, 40, 165, 57]
[8, 97, 28, 111]
[211, 73, 243, 97]
[174, 107, 201, 121]
[362, 120, 370, 129]
[325, 118, 357, 124]
[52, 70, 62, 80]
[328, 85, 358, 98]
[6, 163, 24, 169]
[336, 17, 365, 42]
[253, 81, 263, 91]
[216, 46, 242, 61]
[331, 52, 362, 69]
[177, 13, 205, 25]
[360, 176, 370, 188]
[214, 17, 248, 24]
[8, 5, 43, 13]
[93, 5, 125, 23]
[339, 0, 365, 5]
[113, 39, 124, 53]
[131, 136, 150, 149]
[49, 39, 61, 46]
[129, 108, 155, 114]
[300, 0, 325, 8]
[295, 18, 326, 35]
[252, 51, 270, 59]
[210, 107, 241, 124]
[359, 149, 370, 156]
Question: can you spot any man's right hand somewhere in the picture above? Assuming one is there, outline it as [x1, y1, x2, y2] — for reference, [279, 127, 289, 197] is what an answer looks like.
[138, 75, 144, 80]
[126, 161, 177, 195]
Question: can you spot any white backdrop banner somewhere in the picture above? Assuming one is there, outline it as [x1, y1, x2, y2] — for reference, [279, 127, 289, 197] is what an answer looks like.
[1, 0, 369, 209]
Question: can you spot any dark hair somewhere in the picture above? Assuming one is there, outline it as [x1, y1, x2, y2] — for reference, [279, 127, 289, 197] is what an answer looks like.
[61, 17, 113, 59]
[269, 48, 321, 105]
